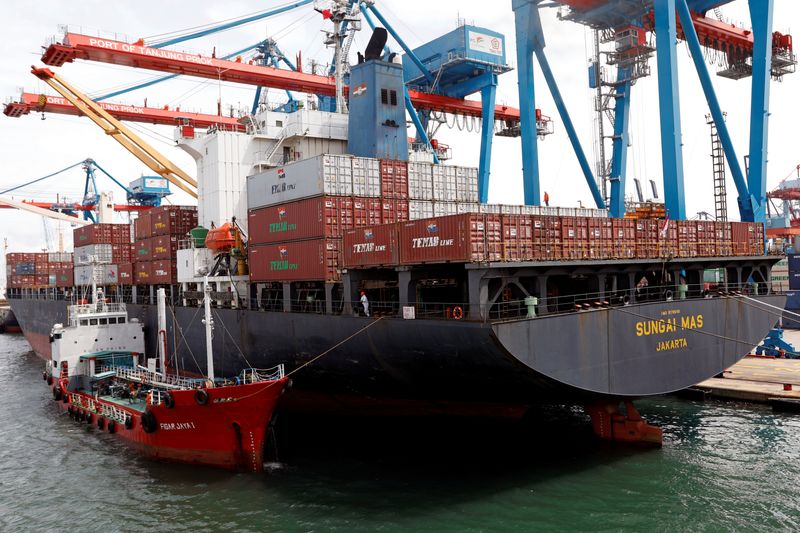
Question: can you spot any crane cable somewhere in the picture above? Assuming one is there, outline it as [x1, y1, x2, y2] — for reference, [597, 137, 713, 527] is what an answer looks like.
[0, 160, 86, 196]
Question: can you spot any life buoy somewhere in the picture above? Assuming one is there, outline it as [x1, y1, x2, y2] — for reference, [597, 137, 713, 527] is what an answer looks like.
[195, 389, 209, 406]
[141, 411, 157, 434]
[108, 420, 116, 434]
[163, 392, 175, 409]
[124, 415, 133, 430]
[452, 306, 464, 320]
[664, 290, 674, 301]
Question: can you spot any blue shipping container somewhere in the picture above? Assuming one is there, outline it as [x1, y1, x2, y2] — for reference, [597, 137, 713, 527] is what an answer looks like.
[15, 262, 35, 275]
[790, 272, 800, 291]
[787, 291, 800, 310]
[788, 254, 800, 273]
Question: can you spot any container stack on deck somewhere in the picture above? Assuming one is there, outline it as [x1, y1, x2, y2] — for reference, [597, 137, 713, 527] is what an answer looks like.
[246, 156, 765, 278]
[6, 252, 73, 288]
[72, 224, 132, 285]
[131, 206, 197, 286]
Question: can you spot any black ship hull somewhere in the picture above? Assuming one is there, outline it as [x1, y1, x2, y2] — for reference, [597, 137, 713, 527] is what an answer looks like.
[9, 293, 783, 415]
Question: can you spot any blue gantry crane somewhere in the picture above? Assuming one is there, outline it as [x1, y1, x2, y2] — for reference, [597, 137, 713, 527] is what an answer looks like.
[512, 0, 795, 221]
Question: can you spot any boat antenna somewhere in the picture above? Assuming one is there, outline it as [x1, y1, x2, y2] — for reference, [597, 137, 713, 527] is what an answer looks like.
[203, 276, 215, 383]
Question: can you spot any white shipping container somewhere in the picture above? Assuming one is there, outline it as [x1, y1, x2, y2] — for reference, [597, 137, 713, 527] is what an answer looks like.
[408, 162, 434, 200]
[409, 200, 435, 220]
[432, 166, 458, 202]
[74, 264, 119, 286]
[74, 244, 113, 266]
[501, 205, 522, 215]
[434, 201, 458, 217]
[352, 157, 381, 198]
[456, 202, 480, 214]
[247, 154, 353, 210]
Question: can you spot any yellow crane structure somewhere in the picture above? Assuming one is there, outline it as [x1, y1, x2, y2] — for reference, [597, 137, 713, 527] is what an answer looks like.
[30, 66, 198, 199]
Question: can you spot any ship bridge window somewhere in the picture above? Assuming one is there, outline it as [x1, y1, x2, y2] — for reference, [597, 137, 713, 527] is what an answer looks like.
[90, 319, 98, 326]
[108, 317, 117, 324]
[99, 318, 108, 325]
[118, 317, 126, 324]
[80, 320, 89, 326]
[390, 90, 398, 106]
[381, 88, 388, 105]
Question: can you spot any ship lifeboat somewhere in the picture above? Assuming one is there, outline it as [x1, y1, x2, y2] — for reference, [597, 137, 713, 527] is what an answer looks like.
[205, 223, 236, 253]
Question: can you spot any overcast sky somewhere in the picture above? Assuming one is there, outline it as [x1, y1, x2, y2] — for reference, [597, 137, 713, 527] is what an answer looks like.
[1, 1, 799, 289]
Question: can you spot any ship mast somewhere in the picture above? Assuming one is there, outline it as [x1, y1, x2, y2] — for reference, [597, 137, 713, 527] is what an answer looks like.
[203, 277, 215, 383]
[156, 287, 167, 373]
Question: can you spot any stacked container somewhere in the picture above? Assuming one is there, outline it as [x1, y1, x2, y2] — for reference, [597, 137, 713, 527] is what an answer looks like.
[72, 223, 133, 287]
[132, 206, 197, 286]
[6, 252, 73, 288]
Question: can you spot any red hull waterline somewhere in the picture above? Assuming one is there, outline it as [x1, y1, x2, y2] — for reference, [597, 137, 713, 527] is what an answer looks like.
[50, 378, 289, 472]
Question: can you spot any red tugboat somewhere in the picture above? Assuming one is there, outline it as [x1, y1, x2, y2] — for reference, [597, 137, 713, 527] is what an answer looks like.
[45, 279, 288, 472]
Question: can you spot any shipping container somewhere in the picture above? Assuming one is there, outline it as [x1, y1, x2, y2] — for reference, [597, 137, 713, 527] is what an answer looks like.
[657, 220, 678, 258]
[562, 217, 589, 260]
[611, 218, 636, 259]
[381, 198, 410, 224]
[134, 211, 152, 240]
[112, 224, 132, 244]
[34, 274, 49, 287]
[501, 215, 533, 261]
[54, 268, 74, 288]
[409, 200, 434, 220]
[151, 205, 197, 237]
[696, 221, 716, 256]
[531, 216, 563, 260]
[74, 244, 113, 265]
[73, 224, 112, 246]
[13, 262, 36, 275]
[408, 162, 434, 200]
[118, 263, 134, 285]
[151, 260, 178, 285]
[379, 159, 409, 199]
[789, 254, 800, 273]
[74, 264, 119, 286]
[790, 272, 800, 291]
[455, 166, 479, 203]
[342, 225, 400, 268]
[635, 219, 659, 259]
[587, 218, 613, 260]
[716, 221, 733, 256]
[47, 252, 73, 263]
[151, 235, 180, 260]
[677, 220, 698, 258]
[133, 239, 152, 261]
[247, 154, 355, 210]
[249, 239, 342, 282]
[352, 156, 382, 197]
[432, 166, 458, 202]
[135, 261, 152, 285]
[398, 214, 499, 265]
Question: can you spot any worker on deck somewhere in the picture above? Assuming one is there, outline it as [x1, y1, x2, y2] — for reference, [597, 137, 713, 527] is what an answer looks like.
[360, 290, 370, 317]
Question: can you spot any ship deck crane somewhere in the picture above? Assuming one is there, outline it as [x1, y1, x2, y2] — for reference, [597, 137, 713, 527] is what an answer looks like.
[30, 66, 198, 199]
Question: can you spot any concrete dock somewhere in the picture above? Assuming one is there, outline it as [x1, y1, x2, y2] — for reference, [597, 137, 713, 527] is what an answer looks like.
[691, 330, 800, 404]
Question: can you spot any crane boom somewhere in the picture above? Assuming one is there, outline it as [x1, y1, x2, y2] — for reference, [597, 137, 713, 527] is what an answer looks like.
[0, 197, 92, 226]
[30, 66, 198, 199]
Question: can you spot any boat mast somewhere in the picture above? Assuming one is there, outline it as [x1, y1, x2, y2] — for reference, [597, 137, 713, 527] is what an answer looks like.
[156, 287, 167, 373]
[203, 277, 215, 382]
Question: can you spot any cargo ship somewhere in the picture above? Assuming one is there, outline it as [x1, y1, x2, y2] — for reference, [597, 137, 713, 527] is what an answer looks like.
[3, 13, 787, 444]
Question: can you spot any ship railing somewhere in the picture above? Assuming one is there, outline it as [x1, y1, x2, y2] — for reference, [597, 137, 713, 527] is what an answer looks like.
[99, 365, 202, 390]
[68, 392, 130, 424]
[239, 365, 285, 384]
[69, 302, 127, 317]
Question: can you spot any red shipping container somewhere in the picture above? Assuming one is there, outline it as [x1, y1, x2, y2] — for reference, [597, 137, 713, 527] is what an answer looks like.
[501, 215, 533, 261]
[381, 199, 410, 224]
[151, 260, 178, 284]
[715, 221, 733, 256]
[677, 220, 698, 258]
[562, 217, 589, 260]
[55, 268, 74, 288]
[134, 211, 152, 240]
[342, 224, 400, 268]
[111, 243, 132, 264]
[587, 218, 613, 260]
[611, 219, 636, 259]
[151, 235, 179, 260]
[695, 221, 716, 256]
[249, 239, 342, 282]
[112, 224, 132, 244]
[530, 216, 563, 260]
[134, 261, 152, 285]
[118, 263, 134, 285]
[380, 160, 409, 199]
[657, 220, 678, 258]
[398, 214, 497, 265]
[35, 274, 49, 286]
[133, 239, 152, 261]
[73, 224, 114, 245]
[635, 219, 659, 259]
[151, 206, 197, 236]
